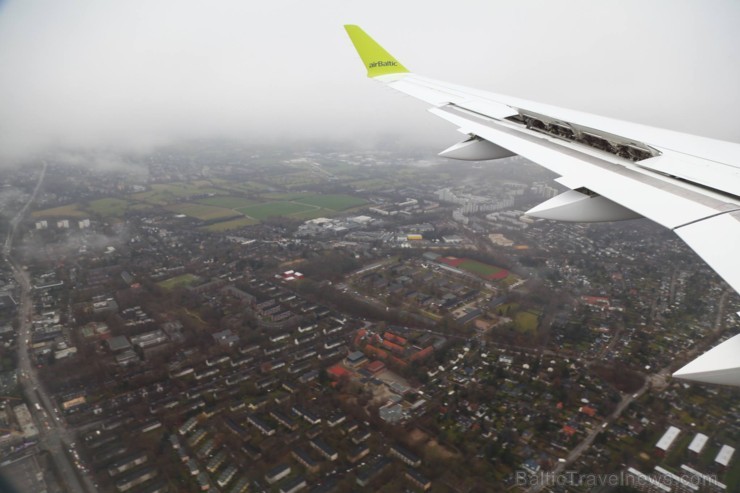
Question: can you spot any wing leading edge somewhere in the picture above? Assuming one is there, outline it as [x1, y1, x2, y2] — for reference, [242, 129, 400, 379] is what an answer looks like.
[344, 25, 740, 387]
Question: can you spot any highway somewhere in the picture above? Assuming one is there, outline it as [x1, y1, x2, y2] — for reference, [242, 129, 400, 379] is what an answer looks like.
[4, 161, 97, 493]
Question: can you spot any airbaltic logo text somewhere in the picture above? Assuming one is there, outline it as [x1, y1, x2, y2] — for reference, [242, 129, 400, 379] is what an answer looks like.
[369, 61, 398, 68]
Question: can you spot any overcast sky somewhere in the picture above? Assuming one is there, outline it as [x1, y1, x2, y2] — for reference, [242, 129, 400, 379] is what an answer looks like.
[1, 0, 738, 165]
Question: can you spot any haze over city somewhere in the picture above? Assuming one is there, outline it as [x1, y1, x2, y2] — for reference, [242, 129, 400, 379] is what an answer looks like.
[1, 0, 739, 164]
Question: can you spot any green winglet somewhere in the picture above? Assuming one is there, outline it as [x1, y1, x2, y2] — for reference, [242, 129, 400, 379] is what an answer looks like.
[344, 25, 409, 78]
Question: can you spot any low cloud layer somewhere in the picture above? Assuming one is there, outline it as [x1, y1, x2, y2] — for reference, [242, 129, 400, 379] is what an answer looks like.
[1, 0, 738, 166]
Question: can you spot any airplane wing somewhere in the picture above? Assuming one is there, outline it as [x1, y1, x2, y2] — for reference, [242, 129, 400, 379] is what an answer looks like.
[344, 25, 740, 386]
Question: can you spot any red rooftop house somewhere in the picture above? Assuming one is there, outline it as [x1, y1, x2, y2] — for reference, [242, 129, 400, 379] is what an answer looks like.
[367, 361, 386, 374]
[579, 406, 597, 418]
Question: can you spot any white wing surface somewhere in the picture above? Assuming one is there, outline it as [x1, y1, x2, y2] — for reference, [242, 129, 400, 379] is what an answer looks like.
[345, 25, 740, 386]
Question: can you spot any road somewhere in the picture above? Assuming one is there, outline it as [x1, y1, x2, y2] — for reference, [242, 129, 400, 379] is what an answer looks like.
[4, 161, 97, 493]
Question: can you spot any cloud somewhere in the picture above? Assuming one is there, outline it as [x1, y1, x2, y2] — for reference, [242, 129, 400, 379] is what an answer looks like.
[0, 0, 738, 166]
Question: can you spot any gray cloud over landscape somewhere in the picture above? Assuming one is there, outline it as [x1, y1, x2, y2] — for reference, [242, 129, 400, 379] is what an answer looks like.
[0, 0, 738, 165]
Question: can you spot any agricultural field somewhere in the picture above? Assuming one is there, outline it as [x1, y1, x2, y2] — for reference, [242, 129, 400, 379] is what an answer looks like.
[237, 201, 315, 220]
[196, 196, 257, 209]
[157, 273, 200, 290]
[261, 192, 312, 201]
[31, 204, 87, 218]
[201, 217, 259, 232]
[293, 194, 367, 211]
[87, 198, 133, 217]
[131, 182, 227, 205]
[167, 203, 241, 222]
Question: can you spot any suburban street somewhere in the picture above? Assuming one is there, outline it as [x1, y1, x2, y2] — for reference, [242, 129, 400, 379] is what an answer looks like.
[4, 161, 97, 493]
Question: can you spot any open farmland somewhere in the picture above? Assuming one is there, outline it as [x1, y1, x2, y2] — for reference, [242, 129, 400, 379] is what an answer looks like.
[196, 195, 258, 209]
[237, 201, 315, 220]
[201, 217, 259, 232]
[131, 182, 227, 205]
[262, 192, 312, 201]
[294, 194, 367, 211]
[167, 203, 241, 222]
[87, 198, 133, 217]
[31, 204, 87, 218]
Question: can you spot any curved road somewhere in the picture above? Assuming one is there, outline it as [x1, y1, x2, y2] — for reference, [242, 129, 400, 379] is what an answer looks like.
[4, 162, 96, 493]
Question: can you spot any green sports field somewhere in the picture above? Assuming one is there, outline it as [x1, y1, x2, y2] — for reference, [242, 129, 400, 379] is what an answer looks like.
[458, 259, 504, 277]
[158, 273, 200, 290]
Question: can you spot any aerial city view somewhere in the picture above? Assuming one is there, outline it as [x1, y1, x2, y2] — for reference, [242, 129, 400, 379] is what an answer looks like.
[0, 1, 738, 493]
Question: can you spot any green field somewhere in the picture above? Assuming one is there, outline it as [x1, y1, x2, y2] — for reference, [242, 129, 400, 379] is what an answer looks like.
[289, 208, 335, 220]
[32, 204, 87, 218]
[515, 311, 540, 333]
[131, 183, 226, 205]
[201, 217, 259, 232]
[262, 192, 312, 201]
[88, 198, 132, 217]
[196, 196, 258, 209]
[294, 194, 366, 211]
[168, 203, 241, 221]
[458, 259, 504, 277]
[158, 273, 200, 290]
[237, 201, 315, 219]
[220, 180, 272, 192]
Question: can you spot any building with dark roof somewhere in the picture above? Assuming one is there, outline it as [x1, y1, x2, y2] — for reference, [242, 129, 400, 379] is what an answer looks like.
[356, 458, 391, 487]
[292, 448, 320, 473]
[309, 437, 338, 461]
[265, 463, 291, 484]
[404, 468, 432, 491]
[389, 444, 421, 467]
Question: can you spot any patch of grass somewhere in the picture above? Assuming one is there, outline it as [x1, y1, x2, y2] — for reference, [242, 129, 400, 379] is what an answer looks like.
[294, 194, 366, 211]
[515, 311, 539, 333]
[237, 201, 315, 220]
[158, 274, 200, 290]
[167, 203, 241, 221]
[32, 204, 86, 218]
[196, 196, 258, 209]
[201, 217, 259, 232]
[496, 303, 519, 316]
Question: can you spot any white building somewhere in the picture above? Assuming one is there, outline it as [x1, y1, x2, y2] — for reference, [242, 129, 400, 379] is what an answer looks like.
[688, 433, 708, 454]
[716, 445, 735, 467]
[655, 426, 681, 452]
